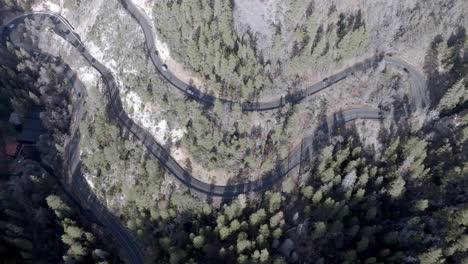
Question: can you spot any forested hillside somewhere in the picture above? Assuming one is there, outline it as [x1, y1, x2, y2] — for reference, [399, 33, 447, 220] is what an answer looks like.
[1, 0, 466, 263]
[152, 0, 368, 99]
[133, 93, 467, 263]
[0, 9, 123, 262]
[106, 27, 467, 263]
[0, 160, 123, 263]
[75, 24, 467, 263]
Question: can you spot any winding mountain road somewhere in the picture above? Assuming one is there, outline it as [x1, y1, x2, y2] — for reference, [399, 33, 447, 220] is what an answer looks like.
[122, 0, 429, 111]
[0, 5, 428, 264]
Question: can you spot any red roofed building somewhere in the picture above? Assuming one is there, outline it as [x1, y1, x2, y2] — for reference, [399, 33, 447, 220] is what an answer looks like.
[4, 143, 20, 158]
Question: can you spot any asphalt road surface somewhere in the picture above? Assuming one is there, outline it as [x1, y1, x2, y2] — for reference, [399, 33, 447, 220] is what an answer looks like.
[0, 7, 428, 264]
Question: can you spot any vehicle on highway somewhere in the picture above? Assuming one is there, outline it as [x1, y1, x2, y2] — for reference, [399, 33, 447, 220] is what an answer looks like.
[323, 78, 329, 83]
[162, 64, 168, 71]
[187, 89, 195, 96]
[403, 67, 409, 73]
[91, 58, 96, 64]
[9, 24, 14, 29]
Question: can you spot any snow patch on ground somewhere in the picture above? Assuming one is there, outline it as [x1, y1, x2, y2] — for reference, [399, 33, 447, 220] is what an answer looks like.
[353, 119, 388, 159]
[83, 41, 105, 64]
[155, 37, 171, 61]
[32, 1, 61, 13]
[171, 128, 185, 142]
[84, 42, 103, 58]
[124, 91, 186, 144]
[83, 172, 96, 189]
[154, 120, 168, 143]
[76, 65, 99, 89]
[71, 0, 104, 38]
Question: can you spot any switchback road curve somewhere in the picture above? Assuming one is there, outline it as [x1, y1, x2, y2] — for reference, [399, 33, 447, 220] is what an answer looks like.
[1, 11, 428, 197]
[121, 0, 429, 111]
[1, 8, 428, 264]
